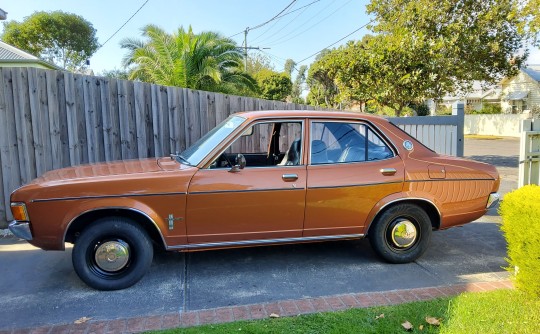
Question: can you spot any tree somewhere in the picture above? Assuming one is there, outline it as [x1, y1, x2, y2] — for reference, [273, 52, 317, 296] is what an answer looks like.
[521, 0, 540, 46]
[1, 11, 99, 71]
[121, 25, 256, 94]
[245, 53, 274, 76]
[255, 69, 292, 101]
[100, 68, 129, 80]
[306, 49, 341, 108]
[307, 0, 527, 115]
[367, 0, 526, 86]
[291, 65, 307, 103]
[283, 58, 296, 77]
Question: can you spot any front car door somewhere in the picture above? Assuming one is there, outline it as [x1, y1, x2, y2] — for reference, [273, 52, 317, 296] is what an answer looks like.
[304, 120, 405, 237]
[186, 119, 307, 245]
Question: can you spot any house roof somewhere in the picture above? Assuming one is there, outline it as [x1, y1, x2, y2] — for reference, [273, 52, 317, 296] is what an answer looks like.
[442, 81, 501, 101]
[0, 40, 61, 70]
[504, 91, 528, 100]
[523, 66, 540, 82]
[0, 40, 40, 60]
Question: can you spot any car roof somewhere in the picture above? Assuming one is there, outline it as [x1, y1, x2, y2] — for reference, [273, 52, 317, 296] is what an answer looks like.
[234, 110, 389, 123]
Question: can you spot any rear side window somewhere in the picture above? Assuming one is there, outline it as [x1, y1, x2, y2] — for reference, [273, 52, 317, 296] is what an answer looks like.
[310, 122, 394, 164]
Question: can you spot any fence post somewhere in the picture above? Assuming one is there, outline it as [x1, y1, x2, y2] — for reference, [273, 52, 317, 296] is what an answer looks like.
[452, 102, 465, 157]
[518, 118, 540, 187]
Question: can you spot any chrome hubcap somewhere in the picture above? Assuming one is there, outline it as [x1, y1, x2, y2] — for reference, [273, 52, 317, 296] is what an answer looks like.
[391, 219, 417, 248]
[94, 241, 130, 272]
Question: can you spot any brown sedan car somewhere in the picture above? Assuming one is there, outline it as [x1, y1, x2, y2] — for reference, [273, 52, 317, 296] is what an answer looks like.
[9, 110, 500, 290]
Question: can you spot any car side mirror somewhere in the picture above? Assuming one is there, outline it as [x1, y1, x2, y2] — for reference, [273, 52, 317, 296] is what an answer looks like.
[229, 154, 246, 173]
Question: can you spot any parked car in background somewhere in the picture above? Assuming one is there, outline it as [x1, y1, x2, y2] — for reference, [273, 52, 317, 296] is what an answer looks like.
[9, 110, 500, 290]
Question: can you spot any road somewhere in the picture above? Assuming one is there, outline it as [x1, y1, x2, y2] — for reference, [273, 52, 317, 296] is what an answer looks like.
[0, 137, 519, 330]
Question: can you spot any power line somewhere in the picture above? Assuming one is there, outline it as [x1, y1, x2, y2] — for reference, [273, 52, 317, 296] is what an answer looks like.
[266, 0, 353, 47]
[100, 0, 150, 48]
[251, 0, 321, 43]
[250, 0, 297, 31]
[251, 0, 316, 44]
[228, 0, 297, 38]
[296, 20, 372, 64]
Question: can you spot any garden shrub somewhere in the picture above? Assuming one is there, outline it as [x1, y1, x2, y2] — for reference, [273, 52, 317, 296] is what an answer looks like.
[472, 104, 502, 114]
[499, 185, 540, 298]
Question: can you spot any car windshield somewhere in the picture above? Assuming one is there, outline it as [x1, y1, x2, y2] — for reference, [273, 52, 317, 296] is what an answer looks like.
[178, 115, 246, 166]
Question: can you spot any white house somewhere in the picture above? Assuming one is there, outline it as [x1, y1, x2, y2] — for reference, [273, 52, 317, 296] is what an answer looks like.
[438, 82, 501, 111]
[500, 65, 540, 114]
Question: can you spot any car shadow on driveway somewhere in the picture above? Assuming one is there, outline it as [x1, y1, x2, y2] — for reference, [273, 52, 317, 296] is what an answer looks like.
[0, 220, 507, 330]
[182, 221, 507, 311]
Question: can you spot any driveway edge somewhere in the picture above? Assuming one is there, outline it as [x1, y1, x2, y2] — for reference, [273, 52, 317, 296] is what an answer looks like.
[1, 279, 513, 334]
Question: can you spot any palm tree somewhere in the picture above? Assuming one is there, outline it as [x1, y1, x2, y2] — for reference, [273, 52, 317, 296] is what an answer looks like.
[120, 25, 255, 93]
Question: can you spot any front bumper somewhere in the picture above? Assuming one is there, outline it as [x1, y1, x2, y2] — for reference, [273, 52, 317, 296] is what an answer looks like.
[486, 192, 500, 209]
[8, 221, 33, 240]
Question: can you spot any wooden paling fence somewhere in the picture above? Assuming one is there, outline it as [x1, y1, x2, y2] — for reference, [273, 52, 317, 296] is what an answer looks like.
[0, 67, 322, 226]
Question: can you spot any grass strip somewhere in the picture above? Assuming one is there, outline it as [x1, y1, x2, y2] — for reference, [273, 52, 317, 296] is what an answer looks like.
[151, 289, 540, 334]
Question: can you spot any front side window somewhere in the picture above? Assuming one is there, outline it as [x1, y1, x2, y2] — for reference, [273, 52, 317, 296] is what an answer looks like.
[179, 116, 246, 166]
[209, 121, 303, 169]
[310, 122, 394, 165]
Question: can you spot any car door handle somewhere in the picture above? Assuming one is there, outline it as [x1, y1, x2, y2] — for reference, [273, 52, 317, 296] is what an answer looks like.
[282, 174, 298, 182]
[380, 168, 397, 176]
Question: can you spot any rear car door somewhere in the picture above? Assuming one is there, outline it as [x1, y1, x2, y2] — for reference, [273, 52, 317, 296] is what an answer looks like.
[304, 120, 404, 237]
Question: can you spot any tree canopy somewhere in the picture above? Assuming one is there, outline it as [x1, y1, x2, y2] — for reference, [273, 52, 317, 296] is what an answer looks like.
[1, 11, 99, 71]
[121, 25, 256, 94]
[255, 69, 292, 101]
[307, 0, 528, 115]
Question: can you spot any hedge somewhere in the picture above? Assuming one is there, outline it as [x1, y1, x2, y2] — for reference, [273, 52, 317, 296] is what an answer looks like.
[499, 185, 540, 297]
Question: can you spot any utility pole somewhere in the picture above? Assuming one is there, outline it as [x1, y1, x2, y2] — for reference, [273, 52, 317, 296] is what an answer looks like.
[244, 27, 249, 72]
[242, 27, 270, 72]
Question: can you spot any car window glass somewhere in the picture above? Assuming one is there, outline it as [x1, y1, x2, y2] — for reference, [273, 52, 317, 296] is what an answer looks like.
[311, 122, 393, 164]
[180, 116, 245, 166]
[209, 121, 302, 169]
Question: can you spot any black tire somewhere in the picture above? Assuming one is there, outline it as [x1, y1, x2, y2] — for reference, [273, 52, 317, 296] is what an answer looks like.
[72, 217, 153, 290]
[369, 203, 432, 264]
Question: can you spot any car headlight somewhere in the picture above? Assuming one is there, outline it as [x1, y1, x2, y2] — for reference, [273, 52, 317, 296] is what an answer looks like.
[11, 202, 29, 221]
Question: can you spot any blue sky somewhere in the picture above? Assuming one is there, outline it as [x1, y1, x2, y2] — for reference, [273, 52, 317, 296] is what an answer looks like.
[1, 0, 538, 74]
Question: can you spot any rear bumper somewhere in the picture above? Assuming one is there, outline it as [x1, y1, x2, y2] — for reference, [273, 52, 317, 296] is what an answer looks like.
[8, 221, 33, 240]
[487, 192, 500, 209]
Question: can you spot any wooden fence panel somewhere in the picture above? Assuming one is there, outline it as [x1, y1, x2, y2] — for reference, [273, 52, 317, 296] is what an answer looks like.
[0, 67, 460, 227]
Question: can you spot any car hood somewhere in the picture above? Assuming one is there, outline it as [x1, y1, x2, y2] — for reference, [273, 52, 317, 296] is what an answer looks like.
[31, 157, 184, 183]
[11, 157, 196, 203]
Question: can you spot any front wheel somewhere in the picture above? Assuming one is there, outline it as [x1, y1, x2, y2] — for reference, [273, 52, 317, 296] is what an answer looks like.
[72, 217, 153, 290]
[369, 203, 432, 263]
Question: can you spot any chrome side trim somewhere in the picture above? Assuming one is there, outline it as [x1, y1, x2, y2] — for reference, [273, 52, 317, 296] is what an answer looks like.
[31, 192, 186, 203]
[63, 207, 168, 249]
[405, 178, 494, 183]
[366, 197, 442, 233]
[189, 187, 305, 195]
[308, 181, 402, 190]
[168, 233, 364, 250]
[8, 221, 33, 240]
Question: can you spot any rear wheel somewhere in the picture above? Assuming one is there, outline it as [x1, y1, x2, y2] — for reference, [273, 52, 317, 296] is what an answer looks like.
[369, 203, 432, 263]
[72, 217, 153, 290]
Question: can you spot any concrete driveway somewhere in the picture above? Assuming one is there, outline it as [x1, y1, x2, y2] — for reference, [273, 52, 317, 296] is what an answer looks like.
[0, 137, 519, 330]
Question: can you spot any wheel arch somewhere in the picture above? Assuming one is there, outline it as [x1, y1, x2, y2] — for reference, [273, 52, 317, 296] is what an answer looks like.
[366, 198, 441, 236]
[64, 207, 167, 250]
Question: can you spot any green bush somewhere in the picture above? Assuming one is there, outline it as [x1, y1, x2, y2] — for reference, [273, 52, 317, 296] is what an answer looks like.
[472, 104, 502, 114]
[435, 105, 452, 115]
[500, 185, 540, 298]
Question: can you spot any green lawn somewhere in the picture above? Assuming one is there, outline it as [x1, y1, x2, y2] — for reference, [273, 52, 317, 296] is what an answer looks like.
[151, 289, 540, 334]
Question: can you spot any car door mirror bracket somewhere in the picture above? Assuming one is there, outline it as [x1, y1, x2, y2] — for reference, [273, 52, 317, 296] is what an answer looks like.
[229, 154, 246, 173]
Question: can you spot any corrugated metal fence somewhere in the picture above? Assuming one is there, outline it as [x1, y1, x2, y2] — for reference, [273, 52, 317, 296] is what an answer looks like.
[0, 67, 322, 226]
